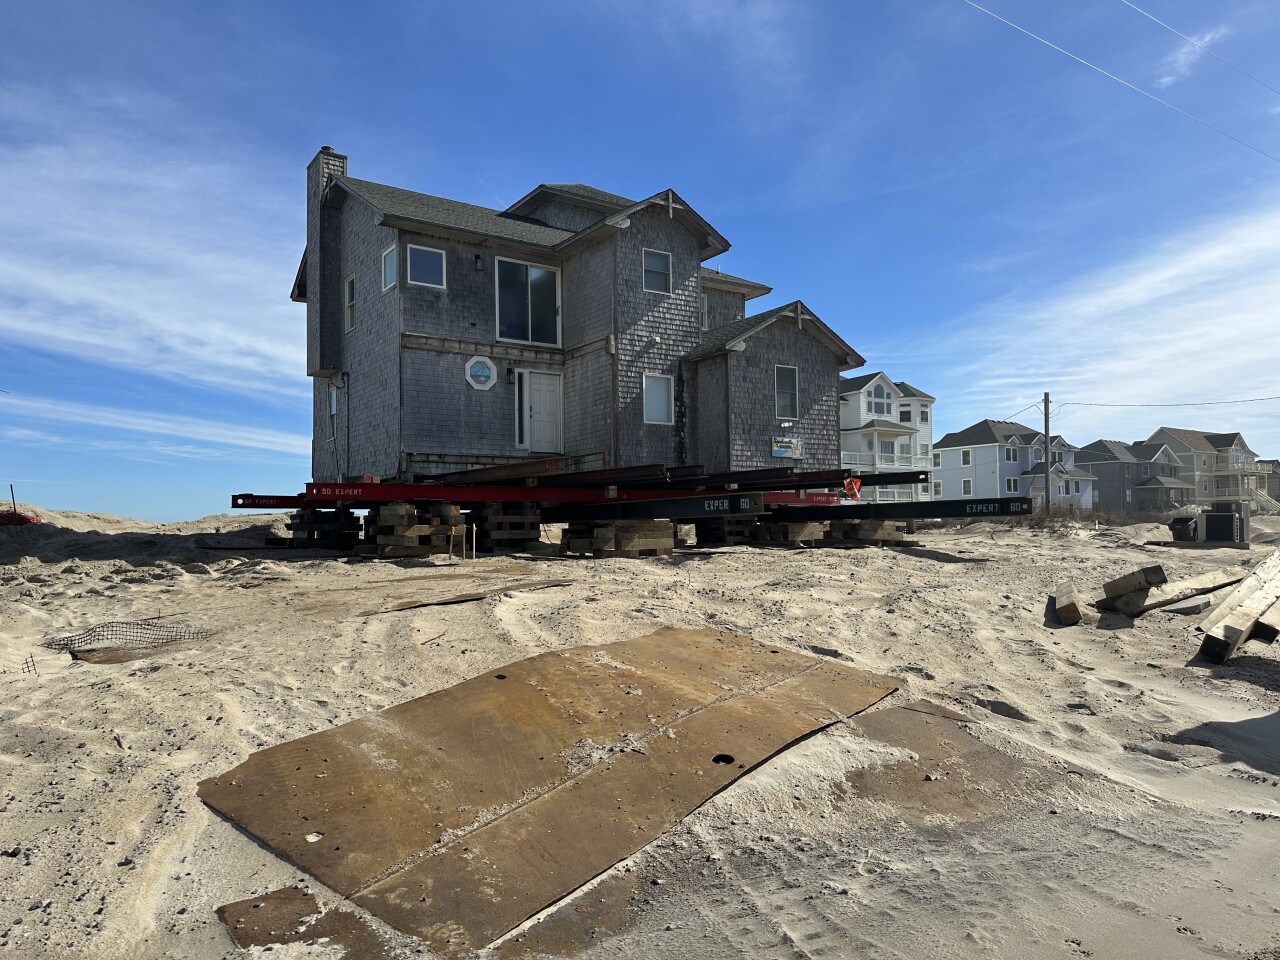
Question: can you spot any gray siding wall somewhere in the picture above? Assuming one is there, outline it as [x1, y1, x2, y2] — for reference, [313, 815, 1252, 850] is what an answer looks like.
[527, 198, 608, 233]
[564, 347, 613, 459]
[612, 206, 702, 466]
[313, 196, 401, 481]
[562, 236, 614, 350]
[702, 286, 746, 331]
[401, 348, 563, 459]
[725, 321, 841, 471]
[399, 231, 567, 345]
[687, 355, 729, 472]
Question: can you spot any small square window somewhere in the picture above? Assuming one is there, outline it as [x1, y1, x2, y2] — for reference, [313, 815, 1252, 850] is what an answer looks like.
[961, 449, 972, 466]
[381, 246, 396, 291]
[899, 407, 911, 423]
[408, 245, 446, 288]
[1004, 447, 1018, 462]
[775, 366, 798, 419]
[1005, 477, 1019, 493]
[643, 373, 673, 425]
[962, 478, 973, 496]
[344, 276, 355, 332]
[919, 408, 929, 423]
[642, 249, 671, 294]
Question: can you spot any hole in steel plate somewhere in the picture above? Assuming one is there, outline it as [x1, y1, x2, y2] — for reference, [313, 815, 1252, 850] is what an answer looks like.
[712, 754, 735, 765]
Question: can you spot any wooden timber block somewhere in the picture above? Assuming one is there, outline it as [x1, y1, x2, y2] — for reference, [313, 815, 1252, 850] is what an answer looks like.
[1197, 552, 1280, 663]
[1113, 566, 1249, 617]
[1250, 601, 1280, 644]
[1102, 565, 1167, 599]
[377, 544, 453, 558]
[1163, 595, 1212, 616]
[1053, 581, 1083, 625]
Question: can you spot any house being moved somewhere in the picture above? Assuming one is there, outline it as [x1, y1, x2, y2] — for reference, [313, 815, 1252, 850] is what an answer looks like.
[292, 147, 863, 482]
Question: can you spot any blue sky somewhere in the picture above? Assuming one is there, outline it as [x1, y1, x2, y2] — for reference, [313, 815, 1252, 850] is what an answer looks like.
[3, 0, 1279, 521]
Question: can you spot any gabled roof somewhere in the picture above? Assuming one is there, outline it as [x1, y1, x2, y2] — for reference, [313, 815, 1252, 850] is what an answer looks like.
[504, 182, 634, 218]
[838, 371, 894, 395]
[1149, 427, 1257, 457]
[699, 266, 772, 299]
[337, 176, 575, 246]
[1078, 439, 1137, 463]
[936, 420, 1042, 449]
[683, 300, 864, 370]
[556, 188, 730, 260]
[1134, 475, 1195, 489]
[894, 381, 935, 400]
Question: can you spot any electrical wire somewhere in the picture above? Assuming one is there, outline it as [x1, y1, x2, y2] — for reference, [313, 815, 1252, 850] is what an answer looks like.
[1060, 395, 1280, 408]
[1001, 400, 1045, 421]
[1116, 0, 1280, 99]
[959, 0, 1280, 166]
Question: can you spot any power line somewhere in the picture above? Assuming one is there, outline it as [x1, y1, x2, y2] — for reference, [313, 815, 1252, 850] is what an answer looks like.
[958, 0, 1280, 166]
[1061, 395, 1280, 408]
[1001, 400, 1045, 421]
[1116, 0, 1280, 99]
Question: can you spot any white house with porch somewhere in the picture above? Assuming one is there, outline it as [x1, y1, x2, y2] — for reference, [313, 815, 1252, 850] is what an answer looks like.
[838, 372, 934, 502]
[934, 419, 1096, 510]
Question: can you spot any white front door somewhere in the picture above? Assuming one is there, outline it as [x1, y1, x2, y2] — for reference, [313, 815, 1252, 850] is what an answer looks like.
[528, 373, 562, 453]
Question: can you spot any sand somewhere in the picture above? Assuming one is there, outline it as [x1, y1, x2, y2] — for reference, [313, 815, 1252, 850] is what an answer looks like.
[3, 504, 1280, 959]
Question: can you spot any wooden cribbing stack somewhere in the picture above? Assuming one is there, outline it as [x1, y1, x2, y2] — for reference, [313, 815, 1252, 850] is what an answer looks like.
[561, 520, 675, 558]
[274, 508, 362, 549]
[472, 503, 540, 554]
[364, 502, 465, 558]
[823, 519, 904, 547]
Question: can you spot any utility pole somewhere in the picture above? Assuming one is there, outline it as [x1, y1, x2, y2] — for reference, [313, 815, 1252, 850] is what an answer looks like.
[1043, 391, 1052, 517]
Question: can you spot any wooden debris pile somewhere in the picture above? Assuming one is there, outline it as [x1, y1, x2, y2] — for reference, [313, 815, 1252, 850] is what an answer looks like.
[1196, 551, 1280, 664]
[1051, 563, 1248, 626]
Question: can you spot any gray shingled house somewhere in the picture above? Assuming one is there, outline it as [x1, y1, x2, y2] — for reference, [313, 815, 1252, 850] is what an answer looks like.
[1075, 440, 1191, 514]
[292, 147, 864, 481]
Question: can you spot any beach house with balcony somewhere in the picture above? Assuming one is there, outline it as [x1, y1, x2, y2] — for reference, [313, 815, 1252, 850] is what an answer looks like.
[934, 419, 1095, 509]
[1145, 428, 1277, 509]
[837, 373, 934, 502]
[1075, 440, 1191, 514]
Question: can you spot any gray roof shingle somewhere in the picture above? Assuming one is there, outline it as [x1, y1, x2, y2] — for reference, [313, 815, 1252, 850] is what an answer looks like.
[338, 176, 575, 247]
[894, 381, 935, 400]
[936, 420, 1042, 449]
[542, 183, 634, 207]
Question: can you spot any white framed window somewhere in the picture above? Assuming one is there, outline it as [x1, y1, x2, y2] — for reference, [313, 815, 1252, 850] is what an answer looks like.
[962, 478, 973, 496]
[1074, 480, 1081, 494]
[919, 443, 930, 457]
[919, 483, 929, 495]
[961, 449, 972, 466]
[775, 365, 798, 419]
[381, 246, 397, 291]
[867, 384, 893, 416]
[1142, 464, 1150, 477]
[643, 373, 674, 425]
[1005, 477, 1018, 493]
[919, 407, 929, 423]
[932, 481, 942, 498]
[343, 276, 355, 332]
[932, 452, 941, 468]
[899, 406, 912, 423]
[496, 257, 560, 346]
[881, 440, 895, 456]
[699, 293, 708, 330]
[407, 244, 446, 289]
[898, 442, 911, 456]
[1004, 446, 1018, 462]
[642, 249, 671, 294]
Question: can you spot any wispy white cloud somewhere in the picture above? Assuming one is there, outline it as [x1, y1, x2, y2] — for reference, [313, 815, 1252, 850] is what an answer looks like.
[0, 84, 306, 400]
[1154, 25, 1230, 88]
[928, 198, 1280, 456]
[0, 395, 309, 457]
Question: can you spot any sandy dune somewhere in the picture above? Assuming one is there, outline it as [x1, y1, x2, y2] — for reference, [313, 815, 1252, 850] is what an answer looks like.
[3, 505, 1280, 959]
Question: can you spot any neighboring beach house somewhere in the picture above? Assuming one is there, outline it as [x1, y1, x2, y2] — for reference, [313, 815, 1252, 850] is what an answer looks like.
[1075, 440, 1191, 514]
[293, 147, 864, 481]
[933, 420, 1095, 509]
[1260, 459, 1280, 501]
[837, 373, 935, 502]
[1145, 428, 1277, 508]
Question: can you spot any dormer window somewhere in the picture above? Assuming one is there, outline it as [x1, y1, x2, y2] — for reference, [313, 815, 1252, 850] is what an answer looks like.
[642, 249, 671, 294]
[867, 383, 893, 416]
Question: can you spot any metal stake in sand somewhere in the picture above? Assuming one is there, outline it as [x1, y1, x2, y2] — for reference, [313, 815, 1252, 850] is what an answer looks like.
[9, 484, 16, 514]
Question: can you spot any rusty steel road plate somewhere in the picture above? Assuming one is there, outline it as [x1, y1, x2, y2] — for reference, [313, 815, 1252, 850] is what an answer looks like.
[198, 628, 899, 956]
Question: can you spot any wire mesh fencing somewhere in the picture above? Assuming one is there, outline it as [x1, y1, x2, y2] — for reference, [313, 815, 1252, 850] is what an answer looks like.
[42, 620, 210, 654]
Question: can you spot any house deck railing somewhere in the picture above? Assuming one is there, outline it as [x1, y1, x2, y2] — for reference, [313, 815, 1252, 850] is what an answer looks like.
[841, 452, 932, 470]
